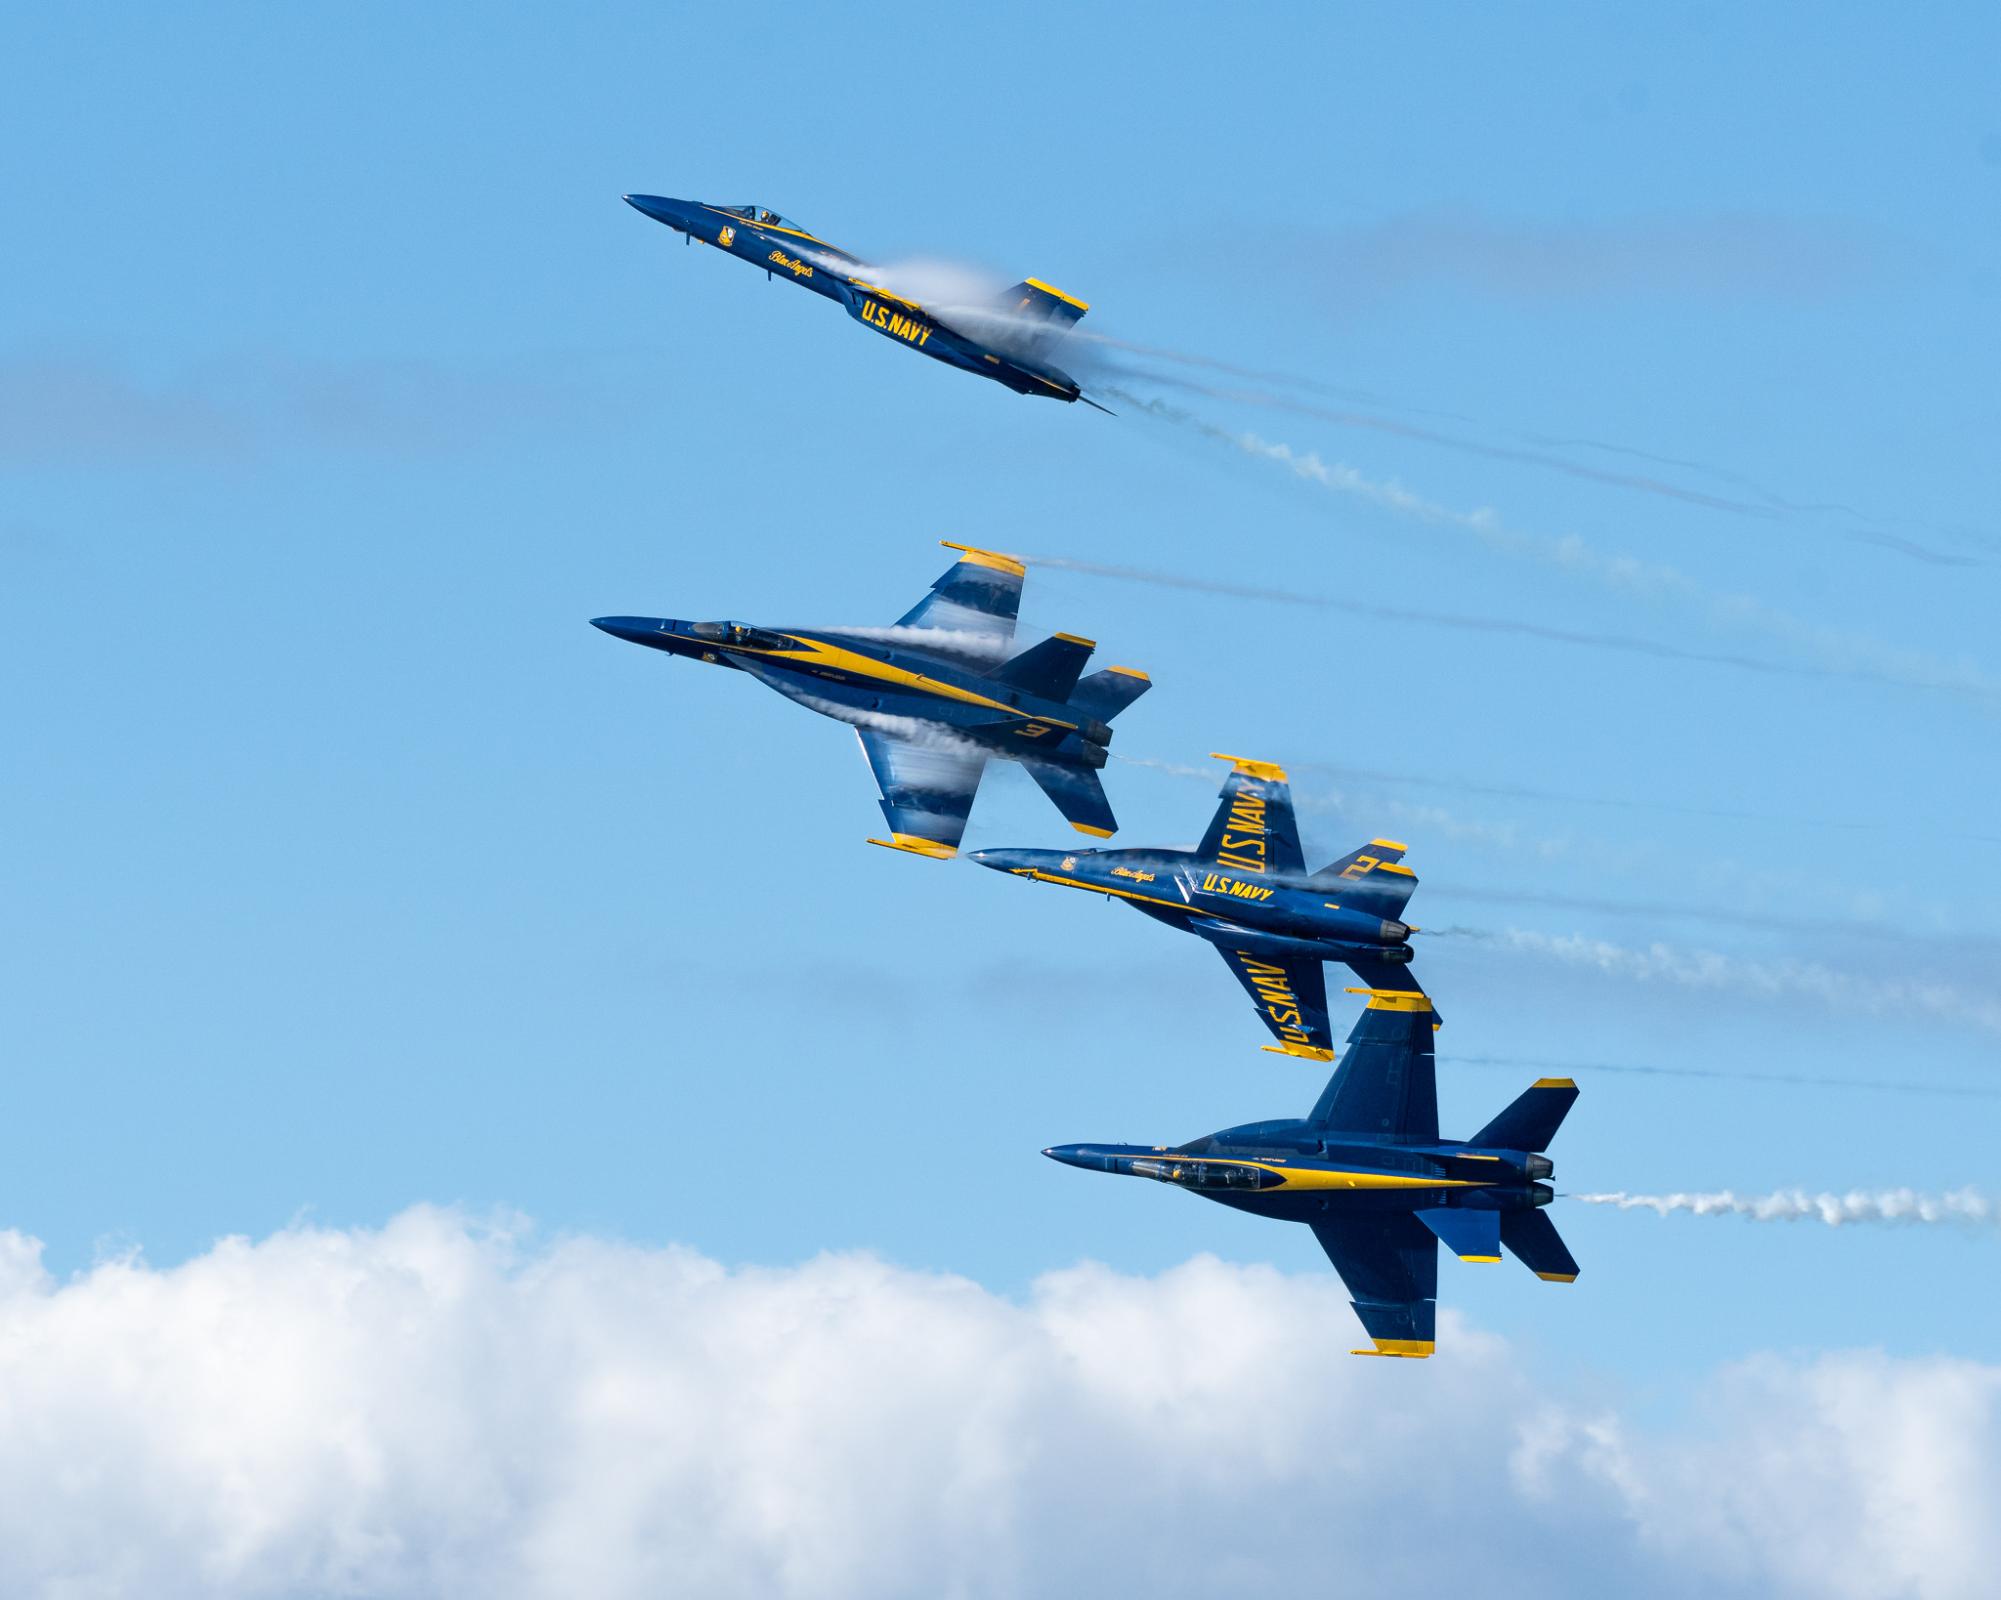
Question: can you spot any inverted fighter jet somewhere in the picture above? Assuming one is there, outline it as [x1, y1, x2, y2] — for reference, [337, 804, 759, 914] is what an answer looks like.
[1045, 990, 1580, 1358]
[623, 194, 1103, 406]
[971, 754, 1428, 1060]
[591, 543, 1150, 857]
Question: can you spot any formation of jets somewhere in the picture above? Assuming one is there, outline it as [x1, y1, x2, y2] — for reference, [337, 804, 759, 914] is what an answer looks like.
[602, 198, 1582, 1359]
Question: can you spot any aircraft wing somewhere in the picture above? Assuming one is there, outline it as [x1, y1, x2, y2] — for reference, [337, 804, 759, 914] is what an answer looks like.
[1305, 991, 1440, 1141]
[1310, 1212, 1438, 1357]
[1197, 755, 1304, 876]
[1209, 943, 1333, 1061]
[894, 542, 1023, 663]
[856, 729, 988, 858]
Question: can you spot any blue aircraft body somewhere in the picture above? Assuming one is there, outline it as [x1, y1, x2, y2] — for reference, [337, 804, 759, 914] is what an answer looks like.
[1046, 990, 1580, 1357]
[623, 194, 1103, 406]
[971, 755, 1431, 1060]
[591, 543, 1151, 857]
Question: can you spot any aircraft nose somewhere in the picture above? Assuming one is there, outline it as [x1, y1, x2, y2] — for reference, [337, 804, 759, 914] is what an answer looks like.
[591, 615, 684, 649]
[1042, 1144, 1105, 1172]
[624, 193, 694, 231]
[968, 848, 1046, 874]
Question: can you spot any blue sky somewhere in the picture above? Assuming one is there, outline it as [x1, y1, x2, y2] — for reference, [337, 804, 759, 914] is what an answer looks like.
[5, 0, 2000, 1483]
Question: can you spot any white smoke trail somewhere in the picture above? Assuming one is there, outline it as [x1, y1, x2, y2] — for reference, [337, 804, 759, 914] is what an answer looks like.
[1575, 1188, 1997, 1227]
[1485, 927, 2001, 1035]
[1104, 391, 2001, 703]
[1030, 554, 1827, 684]
[823, 624, 1011, 661]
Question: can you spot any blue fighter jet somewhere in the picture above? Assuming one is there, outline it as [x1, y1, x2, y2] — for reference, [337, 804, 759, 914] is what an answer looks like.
[971, 754, 1429, 1060]
[591, 543, 1151, 858]
[623, 194, 1105, 407]
[1046, 990, 1581, 1358]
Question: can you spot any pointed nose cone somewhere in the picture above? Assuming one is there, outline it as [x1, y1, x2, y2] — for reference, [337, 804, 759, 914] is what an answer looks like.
[624, 193, 695, 231]
[1042, 1144, 1108, 1172]
[969, 848, 1056, 875]
[591, 615, 686, 649]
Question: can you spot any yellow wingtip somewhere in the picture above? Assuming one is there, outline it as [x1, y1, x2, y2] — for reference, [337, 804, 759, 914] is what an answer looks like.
[1344, 987, 1433, 1013]
[938, 540, 1026, 578]
[1208, 752, 1289, 783]
[1106, 664, 1150, 679]
[1459, 1254, 1503, 1264]
[1351, 1339, 1434, 1359]
[1531, 1077, 1578, 1090]
[1262, 1043, 1336, 1062]
[1069, 822, 1115, 839]
[867, 834, 958, 860]
[1053, 631, 1096, 647]
[1369, 837, 1409, 851]
[1536, 1272, 1579, 1283]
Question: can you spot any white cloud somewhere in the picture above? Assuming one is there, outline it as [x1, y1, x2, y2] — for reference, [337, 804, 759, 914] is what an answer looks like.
[0, 1207, 1996, 1599]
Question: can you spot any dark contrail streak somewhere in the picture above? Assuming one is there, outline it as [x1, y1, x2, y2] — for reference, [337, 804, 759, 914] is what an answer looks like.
[1446, 1052, 2001, 1100]
[1030, 552, 1846, 687]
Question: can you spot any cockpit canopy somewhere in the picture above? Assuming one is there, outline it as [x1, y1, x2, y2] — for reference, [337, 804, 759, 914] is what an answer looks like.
[715, 205, 804, 231]
[689, 620, 795, 652]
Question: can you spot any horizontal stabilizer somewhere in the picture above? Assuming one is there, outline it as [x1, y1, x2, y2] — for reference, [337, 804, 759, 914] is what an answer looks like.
[1472, 1079, 1579, 1153]
[990, 633, 1094, 701]
[1022, 759, 1117, 838]
[1068, 665, 1151, 722]
[1500, 1210, 1580, 1282]
[1417, 1207, 1502, 1264]
[1311, 839, 1419, 920]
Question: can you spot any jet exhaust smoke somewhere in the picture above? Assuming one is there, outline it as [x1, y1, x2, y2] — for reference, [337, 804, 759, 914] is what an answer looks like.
[1097, 390, 2001, 704]
[1575, 1188, 1997, 1228]
[1030, 553, 1832, 686]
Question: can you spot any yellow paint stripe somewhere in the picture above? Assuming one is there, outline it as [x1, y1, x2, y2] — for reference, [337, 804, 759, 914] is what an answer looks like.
[1376, 862, 1416, 876]
[1370, 837, 1408, 851]
[768, 633, 1071, 727]
[867, 834, 956, 860]
[1459, 1254, 1503, 1264]
[1262, 1043, 1336, 1062]
[1070, 822, 1115, 838]
[1106, 665, 1149, 679]
[1022, 868, 1188, 914]
[1209, 751, 1289, 782]
[1537, 1272, 1579, 1283]
[1053, 631, 1095, 647]
[1532, 1077, 1577, 1089]
[1024, 277, 1089, 311]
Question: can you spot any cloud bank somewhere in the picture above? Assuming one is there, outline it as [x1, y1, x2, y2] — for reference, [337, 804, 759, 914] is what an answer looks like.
[2, 1207, 1998, 1599]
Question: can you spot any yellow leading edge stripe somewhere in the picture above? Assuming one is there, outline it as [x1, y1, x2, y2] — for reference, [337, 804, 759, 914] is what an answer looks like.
[1023, 277, 1089, 311]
